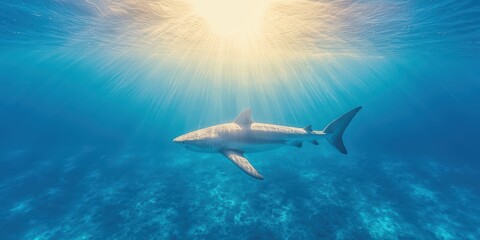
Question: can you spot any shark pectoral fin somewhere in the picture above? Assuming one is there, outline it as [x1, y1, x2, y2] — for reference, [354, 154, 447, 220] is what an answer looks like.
[287, 141, 303, 148]
[221, 150, 264, 180]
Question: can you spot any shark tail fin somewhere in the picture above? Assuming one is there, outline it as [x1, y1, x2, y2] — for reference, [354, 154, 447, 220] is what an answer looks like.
[323, 106, 362, 154]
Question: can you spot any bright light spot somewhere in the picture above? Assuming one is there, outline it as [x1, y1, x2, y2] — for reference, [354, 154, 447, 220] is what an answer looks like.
[189, 0, 270, 38]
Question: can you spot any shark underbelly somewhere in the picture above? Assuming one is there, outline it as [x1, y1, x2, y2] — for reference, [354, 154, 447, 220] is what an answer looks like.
[221, 133, 310, 153]
[226, 140, 285, 153]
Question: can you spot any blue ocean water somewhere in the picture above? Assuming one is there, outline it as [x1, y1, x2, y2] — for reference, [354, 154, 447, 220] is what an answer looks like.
[1, 0, 480, 239]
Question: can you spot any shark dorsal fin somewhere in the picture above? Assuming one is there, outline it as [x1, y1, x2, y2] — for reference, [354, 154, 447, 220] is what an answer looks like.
[234, 109, 253, 127]
[303, 125, 312, 132]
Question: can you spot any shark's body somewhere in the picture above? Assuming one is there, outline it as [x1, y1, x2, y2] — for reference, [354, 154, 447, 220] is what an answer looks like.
[174, 107, 361, 180]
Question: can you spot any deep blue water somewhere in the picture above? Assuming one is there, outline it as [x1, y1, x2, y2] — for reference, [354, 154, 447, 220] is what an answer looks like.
[1, 0, 480, 239]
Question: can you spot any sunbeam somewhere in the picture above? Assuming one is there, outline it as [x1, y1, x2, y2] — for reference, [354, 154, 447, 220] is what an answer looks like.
[74, 0, 388, 86]
[61, 0, 394, 122]
[27, 0, 443, 126]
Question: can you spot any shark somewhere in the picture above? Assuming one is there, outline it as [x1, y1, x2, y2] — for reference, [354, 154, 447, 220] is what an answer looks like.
[173, 107, 362, 180]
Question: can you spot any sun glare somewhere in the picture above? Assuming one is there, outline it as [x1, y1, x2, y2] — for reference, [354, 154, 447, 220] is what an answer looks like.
[188, 0, 270, 38]
[68, 0, 390, 121]
[85, 0, 379, 99]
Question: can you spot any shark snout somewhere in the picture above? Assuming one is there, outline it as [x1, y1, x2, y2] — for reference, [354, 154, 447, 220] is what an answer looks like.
[173, 136, 187, 144]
